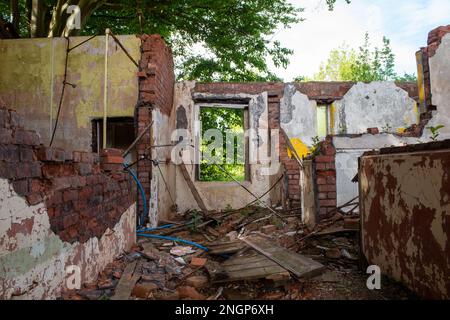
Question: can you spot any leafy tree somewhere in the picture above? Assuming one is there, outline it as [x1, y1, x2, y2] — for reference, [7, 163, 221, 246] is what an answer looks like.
[299, 33, 416, 82]
[395, 73, 417, 82]
[312, 44, 357, 81]
[1, 0, 348, 81]
[199, 107, 245, 182]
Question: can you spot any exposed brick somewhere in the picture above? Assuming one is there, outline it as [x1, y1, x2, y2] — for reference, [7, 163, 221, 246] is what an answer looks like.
[0, 128, 13, 144]
[326, 176, 336, 184]
[63, 213, 79, 229]
[13, 129, 39, 146]
[0, 145, 19, 162]
[75, 163, 92, 176]
[27, 193, 43, 205]
[101, 155, 124, 164]
[315, 155, 334, 163]
[318, 184, 336, 193]
[19, 146, 34, 162]
[319, 199, 337, 207]
[12, 179, 29, 196]
[318, 192, 328, 200]
[63, 189, 78, 202]
[327, 192, 337, 199]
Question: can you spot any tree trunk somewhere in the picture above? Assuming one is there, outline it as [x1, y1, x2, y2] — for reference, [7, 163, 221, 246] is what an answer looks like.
[29, 0, 48, 37]
[10, 0, 19, 33]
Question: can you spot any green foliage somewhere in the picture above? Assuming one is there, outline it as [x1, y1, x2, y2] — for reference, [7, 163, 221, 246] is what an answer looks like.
[2, 1, 351, 82]
[326, 0, 352, 10]
[304, 33, 414, 82]
[188, 210, 203, 233]
[310, 136, 321, 157]
[395, 73, 418, 82]
[312, 43, 357, 81]
[427, 125, 445, 141]
[199, 107, 245, 182]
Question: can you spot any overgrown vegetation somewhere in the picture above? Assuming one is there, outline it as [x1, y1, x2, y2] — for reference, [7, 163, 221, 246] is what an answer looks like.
[295, 33, 417, 82]
[199, 107, 245, 182]
[427, 125, 445, 141]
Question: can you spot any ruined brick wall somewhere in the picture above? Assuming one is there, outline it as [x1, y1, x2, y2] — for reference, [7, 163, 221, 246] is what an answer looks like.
[417, 25, 450, 113]
[359, 140, 450, 299]
[314, 136, 336, 217]
[0, 106, 135, 243]
[0, 104, 136, 299]
[136, 34, 174, 218]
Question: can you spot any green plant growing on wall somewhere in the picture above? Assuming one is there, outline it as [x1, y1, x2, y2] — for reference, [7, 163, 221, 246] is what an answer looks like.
[427, 125, 445, 141]
[310, 136, 322, 157]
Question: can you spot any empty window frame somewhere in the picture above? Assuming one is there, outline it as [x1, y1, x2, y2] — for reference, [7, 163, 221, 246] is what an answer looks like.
[92, 117, 135, 156]
[196, 104, 250, 182]
[317, 105, 330, 138]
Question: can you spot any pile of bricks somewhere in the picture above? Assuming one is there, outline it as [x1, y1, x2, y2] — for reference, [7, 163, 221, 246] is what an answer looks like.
[0, 105, 135, 244]
[314, 136, 337, 217]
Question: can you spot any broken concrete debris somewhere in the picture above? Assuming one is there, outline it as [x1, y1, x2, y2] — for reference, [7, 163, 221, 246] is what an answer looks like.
[60, 204, 414, 300]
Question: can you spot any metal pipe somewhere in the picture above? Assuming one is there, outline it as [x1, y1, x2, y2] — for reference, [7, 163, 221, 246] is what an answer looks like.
[103, 29, 110, 149]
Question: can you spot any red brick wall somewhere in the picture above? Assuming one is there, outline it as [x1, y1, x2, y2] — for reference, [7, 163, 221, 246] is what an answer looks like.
[417, 25, 450, 113]
[0, 105, 135, 244]
[138, 34, 175, 115]
[136, 35, 175, 217]
[314, 136, 337, 217]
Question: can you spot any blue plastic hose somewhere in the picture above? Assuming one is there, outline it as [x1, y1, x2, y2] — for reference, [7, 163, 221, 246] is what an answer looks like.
[136, 233, 210, 252]
[123, 163, 147, 228]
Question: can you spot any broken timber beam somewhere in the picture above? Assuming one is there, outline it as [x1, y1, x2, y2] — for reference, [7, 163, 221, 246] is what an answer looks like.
[240, 235, 325, 279]
[110, 260, 140, 300]
[179, 162, 209, 213]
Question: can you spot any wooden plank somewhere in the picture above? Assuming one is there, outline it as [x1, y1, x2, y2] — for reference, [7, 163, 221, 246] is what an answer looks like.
[241, 235, 325, 279]
[215, 265, 287, 283]
[179, 162, 208, 212]
[210, 250, 288, 283]
[208, 241, 247, 255]
[110, 260, 140, 300]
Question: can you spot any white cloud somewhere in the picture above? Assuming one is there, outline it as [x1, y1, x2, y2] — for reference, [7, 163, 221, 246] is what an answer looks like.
[269, 0, 449, 81]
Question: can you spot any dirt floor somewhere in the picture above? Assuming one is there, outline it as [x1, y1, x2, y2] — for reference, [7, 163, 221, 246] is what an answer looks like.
[61, 206, 416, 300]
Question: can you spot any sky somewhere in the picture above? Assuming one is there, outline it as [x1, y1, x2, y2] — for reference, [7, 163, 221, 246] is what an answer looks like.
[270, 0, 450, 81]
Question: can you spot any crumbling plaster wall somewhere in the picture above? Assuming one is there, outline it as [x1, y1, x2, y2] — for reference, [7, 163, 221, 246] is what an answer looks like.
[280, 84, 317, 147]
[332, 82, 419, 135]
[425, 33, 450, 140]
[148, 108, 177, 225]
[0, 178, 135, 300]
[0, 35, 140, 151]
[333, 134, 421, 208]
[359, 143, 450, 299]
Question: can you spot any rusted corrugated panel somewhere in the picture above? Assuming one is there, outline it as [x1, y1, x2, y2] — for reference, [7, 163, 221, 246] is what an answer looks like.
[360, 148, 450, 299]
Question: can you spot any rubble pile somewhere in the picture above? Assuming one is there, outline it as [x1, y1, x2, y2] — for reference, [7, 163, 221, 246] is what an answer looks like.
[61, 206, 415, 300]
